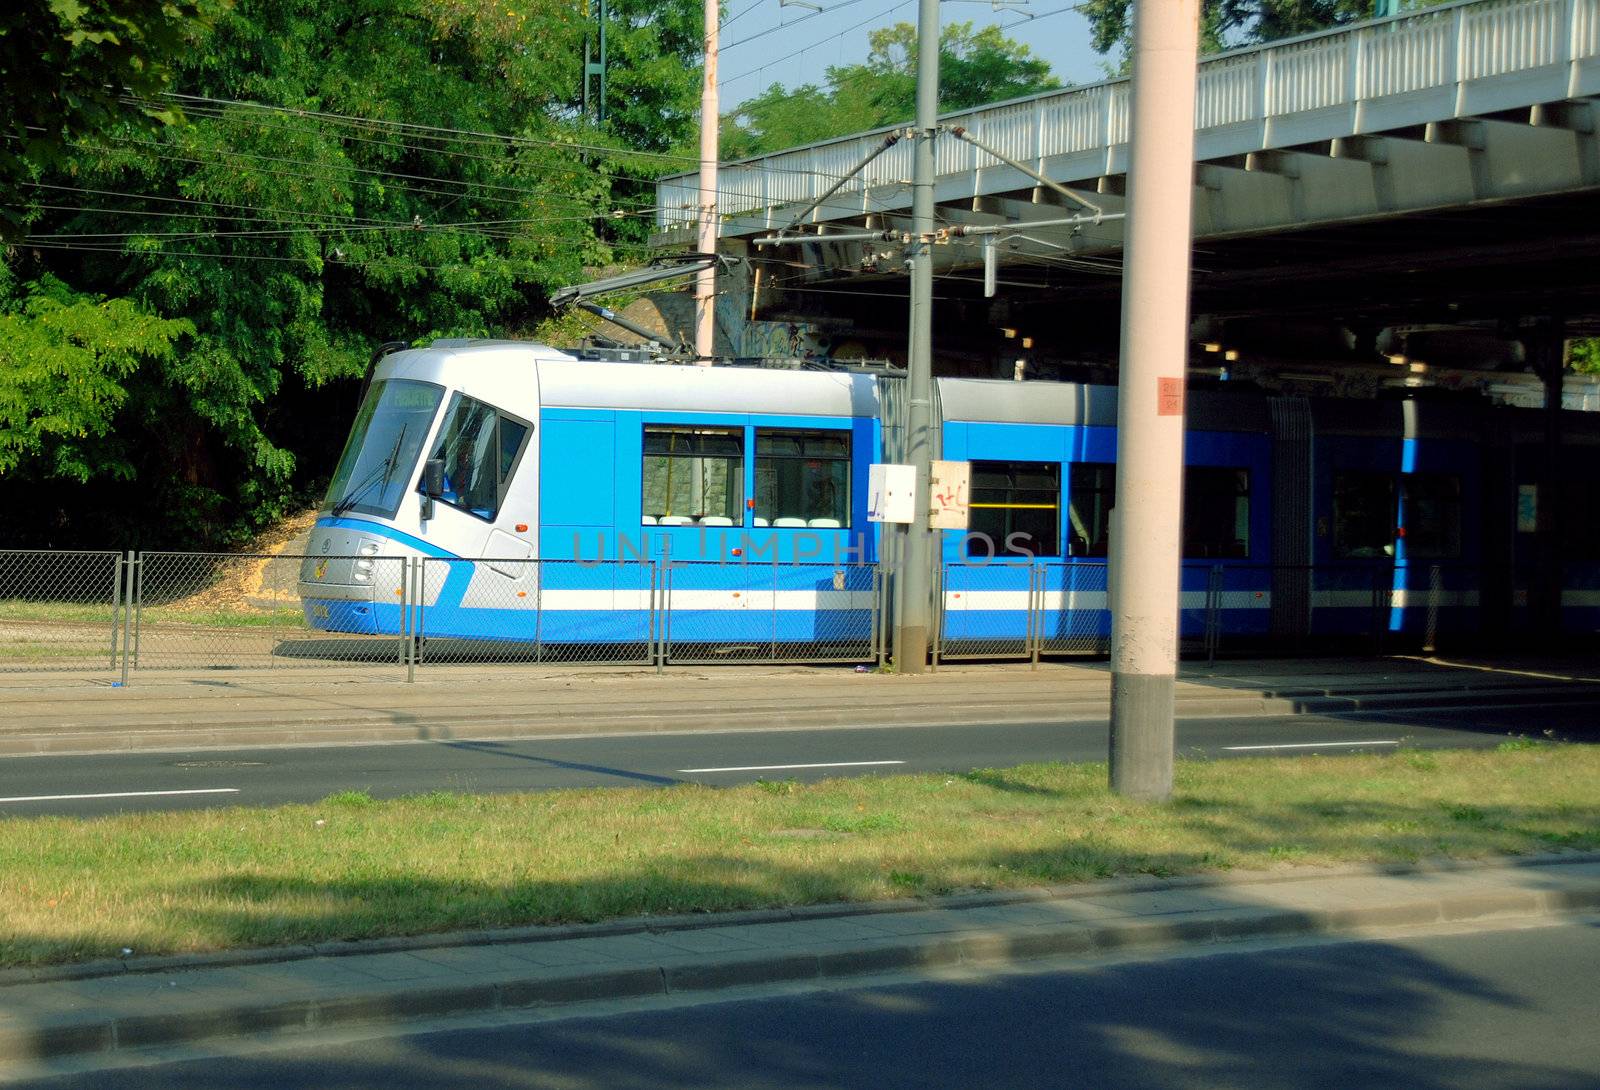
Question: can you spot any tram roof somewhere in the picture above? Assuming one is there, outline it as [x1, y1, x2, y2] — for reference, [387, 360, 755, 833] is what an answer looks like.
[535, 355, 881, 418]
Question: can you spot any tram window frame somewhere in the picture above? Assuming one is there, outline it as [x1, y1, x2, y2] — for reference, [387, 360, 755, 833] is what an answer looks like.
[969, 460, 1061, 558]
[1333, 472, 1398, 559]
[423, 393, 531, 523]
[641, 425, 745, 524]
[754, 428, 851, 528]
[1400, 473, 1462, 559]
[1068, 462, 1115, 557]
[1183, 466, 1251, 559]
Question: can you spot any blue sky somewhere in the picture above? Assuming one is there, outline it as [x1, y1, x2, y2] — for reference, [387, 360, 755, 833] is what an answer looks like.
[715, 0, 1113, 107]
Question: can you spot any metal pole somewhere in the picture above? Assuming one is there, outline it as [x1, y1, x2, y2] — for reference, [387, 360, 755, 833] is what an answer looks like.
[119, 551, 134, 687]
[1108, 0, 1200, 802]
[694, 0, 719, 363]
[109, 552, 122, 671]
[892, 0, 939, 674]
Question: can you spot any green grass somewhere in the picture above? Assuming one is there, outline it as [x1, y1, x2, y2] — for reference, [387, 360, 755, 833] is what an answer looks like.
[1, 745, 1596, 967]
[0, 600, 307, 629]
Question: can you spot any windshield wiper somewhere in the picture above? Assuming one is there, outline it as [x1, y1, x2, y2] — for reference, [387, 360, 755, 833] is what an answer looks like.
[331, 425, 407, 516]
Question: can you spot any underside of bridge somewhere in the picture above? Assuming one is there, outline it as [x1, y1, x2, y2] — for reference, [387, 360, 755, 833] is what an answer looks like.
[735, 98, 1600, 401]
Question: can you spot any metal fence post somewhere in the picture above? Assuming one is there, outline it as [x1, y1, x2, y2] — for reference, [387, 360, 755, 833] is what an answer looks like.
[660, 560, 672, 672]
[648, 560, 661, 674]
[770, 559, 780, 661]
[402, 557, 416, 683]
[1371, 566, 1387, 656]
[1028, 563, 1041, 670]
[119, 550, 135, 686]
[929, 565, 942, 672]
[1206, 564, 1223, 666]
[109, 552, 124, 671]
[414, 558, 428, 673]
[131, 552, 145, 673]
[1423, 562, 1442, 654]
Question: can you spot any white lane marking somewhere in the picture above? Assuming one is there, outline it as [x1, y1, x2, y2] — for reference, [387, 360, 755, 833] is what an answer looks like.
[1224, 740, 1401, 752]
[0, 788, 241, 804]
[678, 760, 906, 774]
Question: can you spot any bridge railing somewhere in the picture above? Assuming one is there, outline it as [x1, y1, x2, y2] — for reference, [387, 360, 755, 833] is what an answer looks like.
[657, 0, 1600, 231]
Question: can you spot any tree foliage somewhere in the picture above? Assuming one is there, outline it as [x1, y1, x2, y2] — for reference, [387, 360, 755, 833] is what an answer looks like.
[0, 0, 222, 240]
[1572, 339, 1600, 375]
[0, 271, 192, 482]
[3, 0, 703, 547]
[1081, 1, 1452, 64]
[723, 21, 1060, 159]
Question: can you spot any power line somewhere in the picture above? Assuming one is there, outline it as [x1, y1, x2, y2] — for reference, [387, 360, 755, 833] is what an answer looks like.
[719, 0, 915, 90]
[718, 0, 877, 53]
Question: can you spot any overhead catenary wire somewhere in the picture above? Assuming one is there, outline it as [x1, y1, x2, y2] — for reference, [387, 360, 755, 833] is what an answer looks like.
[718, 0, 916, 90]
[93, 102, 912, 225]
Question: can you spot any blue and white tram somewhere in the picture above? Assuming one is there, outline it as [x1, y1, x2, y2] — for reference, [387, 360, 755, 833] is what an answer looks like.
[300, 340, 883, 648]
[300, 338, 1600, 654]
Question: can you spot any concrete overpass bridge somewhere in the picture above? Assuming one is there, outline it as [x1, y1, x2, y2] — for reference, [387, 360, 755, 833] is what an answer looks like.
[655, 0, 1600, 395]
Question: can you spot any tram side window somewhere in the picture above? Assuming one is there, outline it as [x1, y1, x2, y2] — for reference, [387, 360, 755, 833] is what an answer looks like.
[969, 460, 1060, 558]
[427, 393, 530, 521]
[1334, 472, 1397, 558]
[1400, 473, 1461, 559]
[642, 426, 744, 523]
[1184, 467, 1250, 559]
[1560, 477, 1600, 560]
[755, 429, 850, 527]
[1068, 462, 1115, 557]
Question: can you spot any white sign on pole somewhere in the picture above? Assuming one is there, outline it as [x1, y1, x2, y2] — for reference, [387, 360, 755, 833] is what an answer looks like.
[928, 460, 970, 530]
[867, 464, 916, 524]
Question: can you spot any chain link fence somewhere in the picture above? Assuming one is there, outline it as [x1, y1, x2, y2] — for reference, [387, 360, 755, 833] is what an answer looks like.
[934, 559, 1502, 664]
[132, 552, 409, 673]
[0, 550, 123, 673]
[414, 557, 658, 668]
[933, 562, 1038, 664]
[0, 549, 1549, 680]
[662, 561, 880, 664]
[1036, 561, 1112, 657]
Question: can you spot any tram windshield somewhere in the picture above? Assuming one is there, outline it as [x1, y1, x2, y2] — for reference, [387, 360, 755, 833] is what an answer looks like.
[322, 379, 444, 518]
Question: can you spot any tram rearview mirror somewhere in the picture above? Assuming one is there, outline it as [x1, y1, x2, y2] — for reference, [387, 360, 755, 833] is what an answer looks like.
[422, 458, 445, 498]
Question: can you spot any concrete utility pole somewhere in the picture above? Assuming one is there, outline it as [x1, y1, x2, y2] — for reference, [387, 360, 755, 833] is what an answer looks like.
[1108, 0, 1200, 800]
[694, 0, 719, 364]
[892, 0, 940, 673]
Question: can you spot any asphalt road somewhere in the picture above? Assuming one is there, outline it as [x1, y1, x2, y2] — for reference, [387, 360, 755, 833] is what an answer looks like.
[16, 917, 1600, 1089]
[1, 700, 1593, 817]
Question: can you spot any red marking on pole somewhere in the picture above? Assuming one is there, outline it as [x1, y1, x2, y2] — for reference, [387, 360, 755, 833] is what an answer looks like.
[1158, 377, 1185, 416]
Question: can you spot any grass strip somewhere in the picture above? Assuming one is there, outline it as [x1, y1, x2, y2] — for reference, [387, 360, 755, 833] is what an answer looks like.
[0, 601, 305, 628]
[2, 744, 1597, 967]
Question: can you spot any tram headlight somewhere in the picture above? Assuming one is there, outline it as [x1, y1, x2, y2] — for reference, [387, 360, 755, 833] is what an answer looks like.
[352, 541, 380, 582]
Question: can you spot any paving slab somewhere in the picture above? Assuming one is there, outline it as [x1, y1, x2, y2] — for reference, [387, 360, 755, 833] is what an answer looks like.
[3, 652, 1598, 757]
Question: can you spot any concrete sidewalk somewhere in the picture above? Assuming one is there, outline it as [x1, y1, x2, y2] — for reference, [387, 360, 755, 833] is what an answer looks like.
[3, 854, 1597, 1073]
[2, 653, 1598, 758]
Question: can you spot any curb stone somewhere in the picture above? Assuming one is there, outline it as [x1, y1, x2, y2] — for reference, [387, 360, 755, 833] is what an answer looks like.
[5, 850, 1595, 990]
[2, 858, 1599, 1067]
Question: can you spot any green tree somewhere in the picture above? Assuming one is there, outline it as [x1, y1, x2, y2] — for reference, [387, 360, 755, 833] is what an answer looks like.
[1081, 1, 1440, 61]
[1572, 339, 1600, 375]
[0, 0, 219, 240]
[723, 21, 1060, 159]
[0, 271, 192, 483]
[5, 0, 703, 546]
